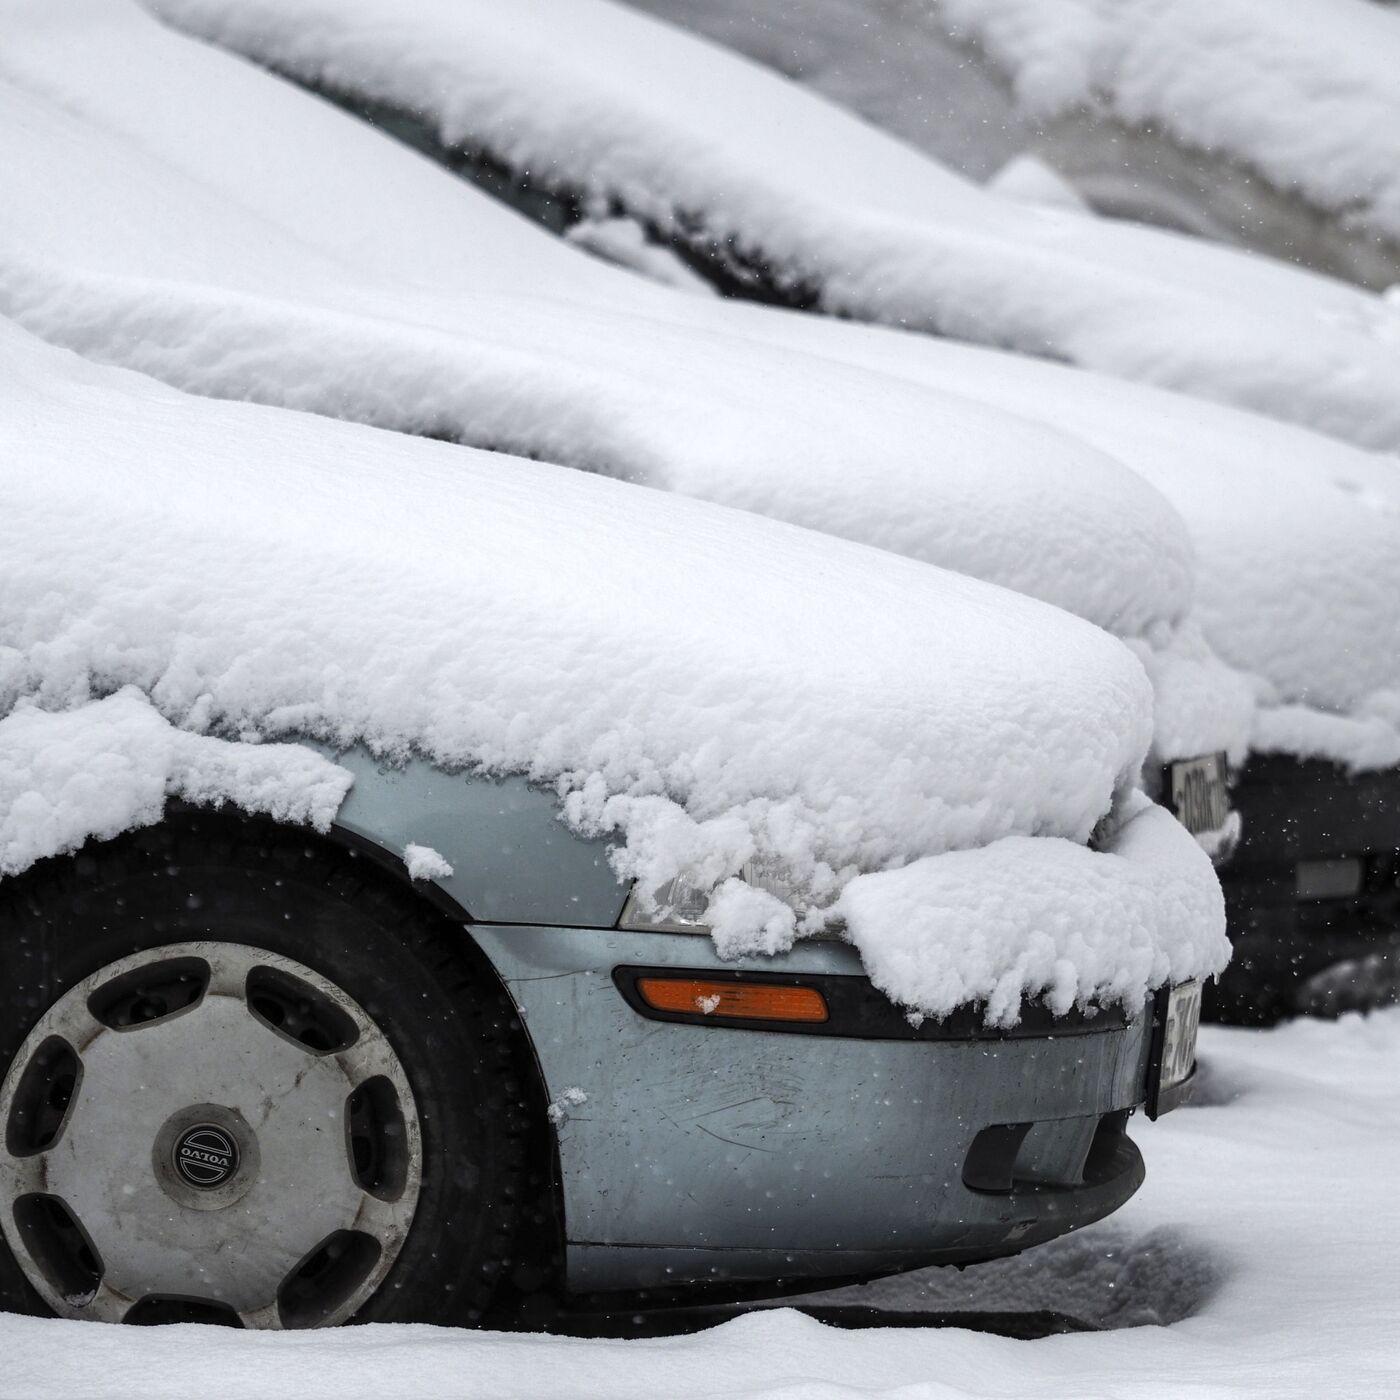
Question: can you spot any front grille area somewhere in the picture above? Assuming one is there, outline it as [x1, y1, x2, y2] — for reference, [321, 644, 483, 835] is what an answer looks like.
[1211, 755, 1400, 1022]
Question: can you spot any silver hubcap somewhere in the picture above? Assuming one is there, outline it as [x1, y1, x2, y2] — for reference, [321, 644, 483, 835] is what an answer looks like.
[0, 942, 421, 1328]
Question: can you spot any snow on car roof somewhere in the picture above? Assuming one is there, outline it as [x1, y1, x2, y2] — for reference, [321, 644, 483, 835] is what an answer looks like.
[141, 0, 1400, 452]
[0, 324, 1226, 1018]
[933, 0, 1400, 253]
[0, 7, 1211, 661]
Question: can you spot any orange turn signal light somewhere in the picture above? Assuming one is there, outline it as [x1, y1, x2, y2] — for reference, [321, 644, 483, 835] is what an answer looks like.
[636, 977, 829, 1024]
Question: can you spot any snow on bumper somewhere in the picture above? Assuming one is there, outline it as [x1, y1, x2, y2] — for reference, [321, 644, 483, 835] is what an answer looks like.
[834, 793, 1229, 1026]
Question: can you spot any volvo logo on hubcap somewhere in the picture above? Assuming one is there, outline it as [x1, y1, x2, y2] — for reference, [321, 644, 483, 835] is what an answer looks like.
[173, 1123, 239, 1189]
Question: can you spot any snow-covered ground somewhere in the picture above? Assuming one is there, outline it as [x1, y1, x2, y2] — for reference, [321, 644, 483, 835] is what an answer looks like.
[2, 1010, 1396, 1398]
[140, 0, 1400, 450]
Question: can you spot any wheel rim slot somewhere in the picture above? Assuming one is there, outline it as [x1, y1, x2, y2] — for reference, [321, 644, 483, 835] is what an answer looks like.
[5, 1036, 83, 1157]
[87, 956, 210, 1031]
[346, 1076, 411, 1201]
[277, 1230, 382, 1329]
[246, 964, 360, 1055]
[12, 1194, 102, 1304]
[123, 1295, 244, 1327]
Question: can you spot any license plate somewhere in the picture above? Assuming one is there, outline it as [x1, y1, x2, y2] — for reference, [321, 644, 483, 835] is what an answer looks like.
[1148, 980, 1201, 1117]
[1169, 753, 1229, 836]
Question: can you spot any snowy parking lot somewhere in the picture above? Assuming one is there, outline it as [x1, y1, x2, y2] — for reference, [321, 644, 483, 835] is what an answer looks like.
[3, 0, 1400, 1390]
[3, 1010, 1397, 1399]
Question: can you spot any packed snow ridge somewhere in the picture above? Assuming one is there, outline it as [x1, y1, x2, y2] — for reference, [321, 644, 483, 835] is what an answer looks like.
[143, 0, 1400, 451]
[0, 325, 1226, 1021]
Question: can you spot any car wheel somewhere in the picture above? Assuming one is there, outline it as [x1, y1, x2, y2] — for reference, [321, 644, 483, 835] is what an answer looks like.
[0, 812, 544, 1328]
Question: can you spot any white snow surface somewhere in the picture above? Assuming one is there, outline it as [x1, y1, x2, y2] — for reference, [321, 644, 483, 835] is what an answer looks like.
[2, 1010, 1398, 1396]
[6, 0, 1392, 769]
[143, 0, 1400, 450]
[1, 323, 1228, 1016]
[403, 844, 453, 882]
[0, 3, 1192, 651]
[0, 0, 1256, 769]
[936, 0, 1400, 247]
[698, 305, 1400, 769]
[986, 152, 1091, 212]
[0, 689, 352, 878]
[837, 793, 1226, 1026]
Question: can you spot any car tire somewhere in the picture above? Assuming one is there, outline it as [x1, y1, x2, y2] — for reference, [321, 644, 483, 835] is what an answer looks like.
[0, 809, 550, 1328]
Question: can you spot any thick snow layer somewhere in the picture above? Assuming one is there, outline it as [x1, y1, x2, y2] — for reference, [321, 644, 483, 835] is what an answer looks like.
[0, 689, 351, 878]
[0, 3, 1251, 769]
[697, 306, 1400, 769]
[0, 17, 1193, 643]
[837, 794, 1226, 1025]
[3, 1010, 1398, 1395]
[1, 323, 1227, 1008]
[142, 0, 1400, 450]
[936, 0, 1400, 247]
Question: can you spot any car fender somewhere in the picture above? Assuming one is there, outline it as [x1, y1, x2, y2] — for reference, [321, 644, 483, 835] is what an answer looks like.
[311, 743, 628, 929]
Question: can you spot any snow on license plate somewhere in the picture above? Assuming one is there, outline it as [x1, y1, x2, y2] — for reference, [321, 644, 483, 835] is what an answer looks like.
[1160, 981, 1202, 1092]
[1169, 753, 1229, 836]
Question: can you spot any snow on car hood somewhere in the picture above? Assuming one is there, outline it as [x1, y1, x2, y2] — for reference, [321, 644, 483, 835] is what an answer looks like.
[140, 0, 1400, 452]
[0, 2, 1253, 774]
[0, 325, 1227, 1019]
[696, 307, 1400, 771]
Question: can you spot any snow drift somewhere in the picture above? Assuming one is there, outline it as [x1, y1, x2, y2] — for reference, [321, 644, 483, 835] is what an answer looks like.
[0, 323, 1226, 1018]
[141, 0, 1400, 451]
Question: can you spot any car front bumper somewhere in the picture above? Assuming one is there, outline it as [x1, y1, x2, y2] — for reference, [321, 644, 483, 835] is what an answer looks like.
[472, 924, 1159, 1295]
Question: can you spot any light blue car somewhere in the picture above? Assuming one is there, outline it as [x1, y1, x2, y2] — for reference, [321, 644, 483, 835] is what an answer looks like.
[0, 747, 1199, 1331]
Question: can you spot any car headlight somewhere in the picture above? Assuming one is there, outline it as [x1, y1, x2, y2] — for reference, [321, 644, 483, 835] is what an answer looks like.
[619, 859, 795, 933]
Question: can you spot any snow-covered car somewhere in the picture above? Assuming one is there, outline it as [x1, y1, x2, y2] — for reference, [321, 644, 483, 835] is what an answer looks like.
[140, 0, 1400, 452]
[0, 0, 1251, 863]
[127, 0, 1400, 1021]
[771, 331, 1400, 1022]
[0, 324, 1221, 1327]
[620, 0, 1400, 292]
